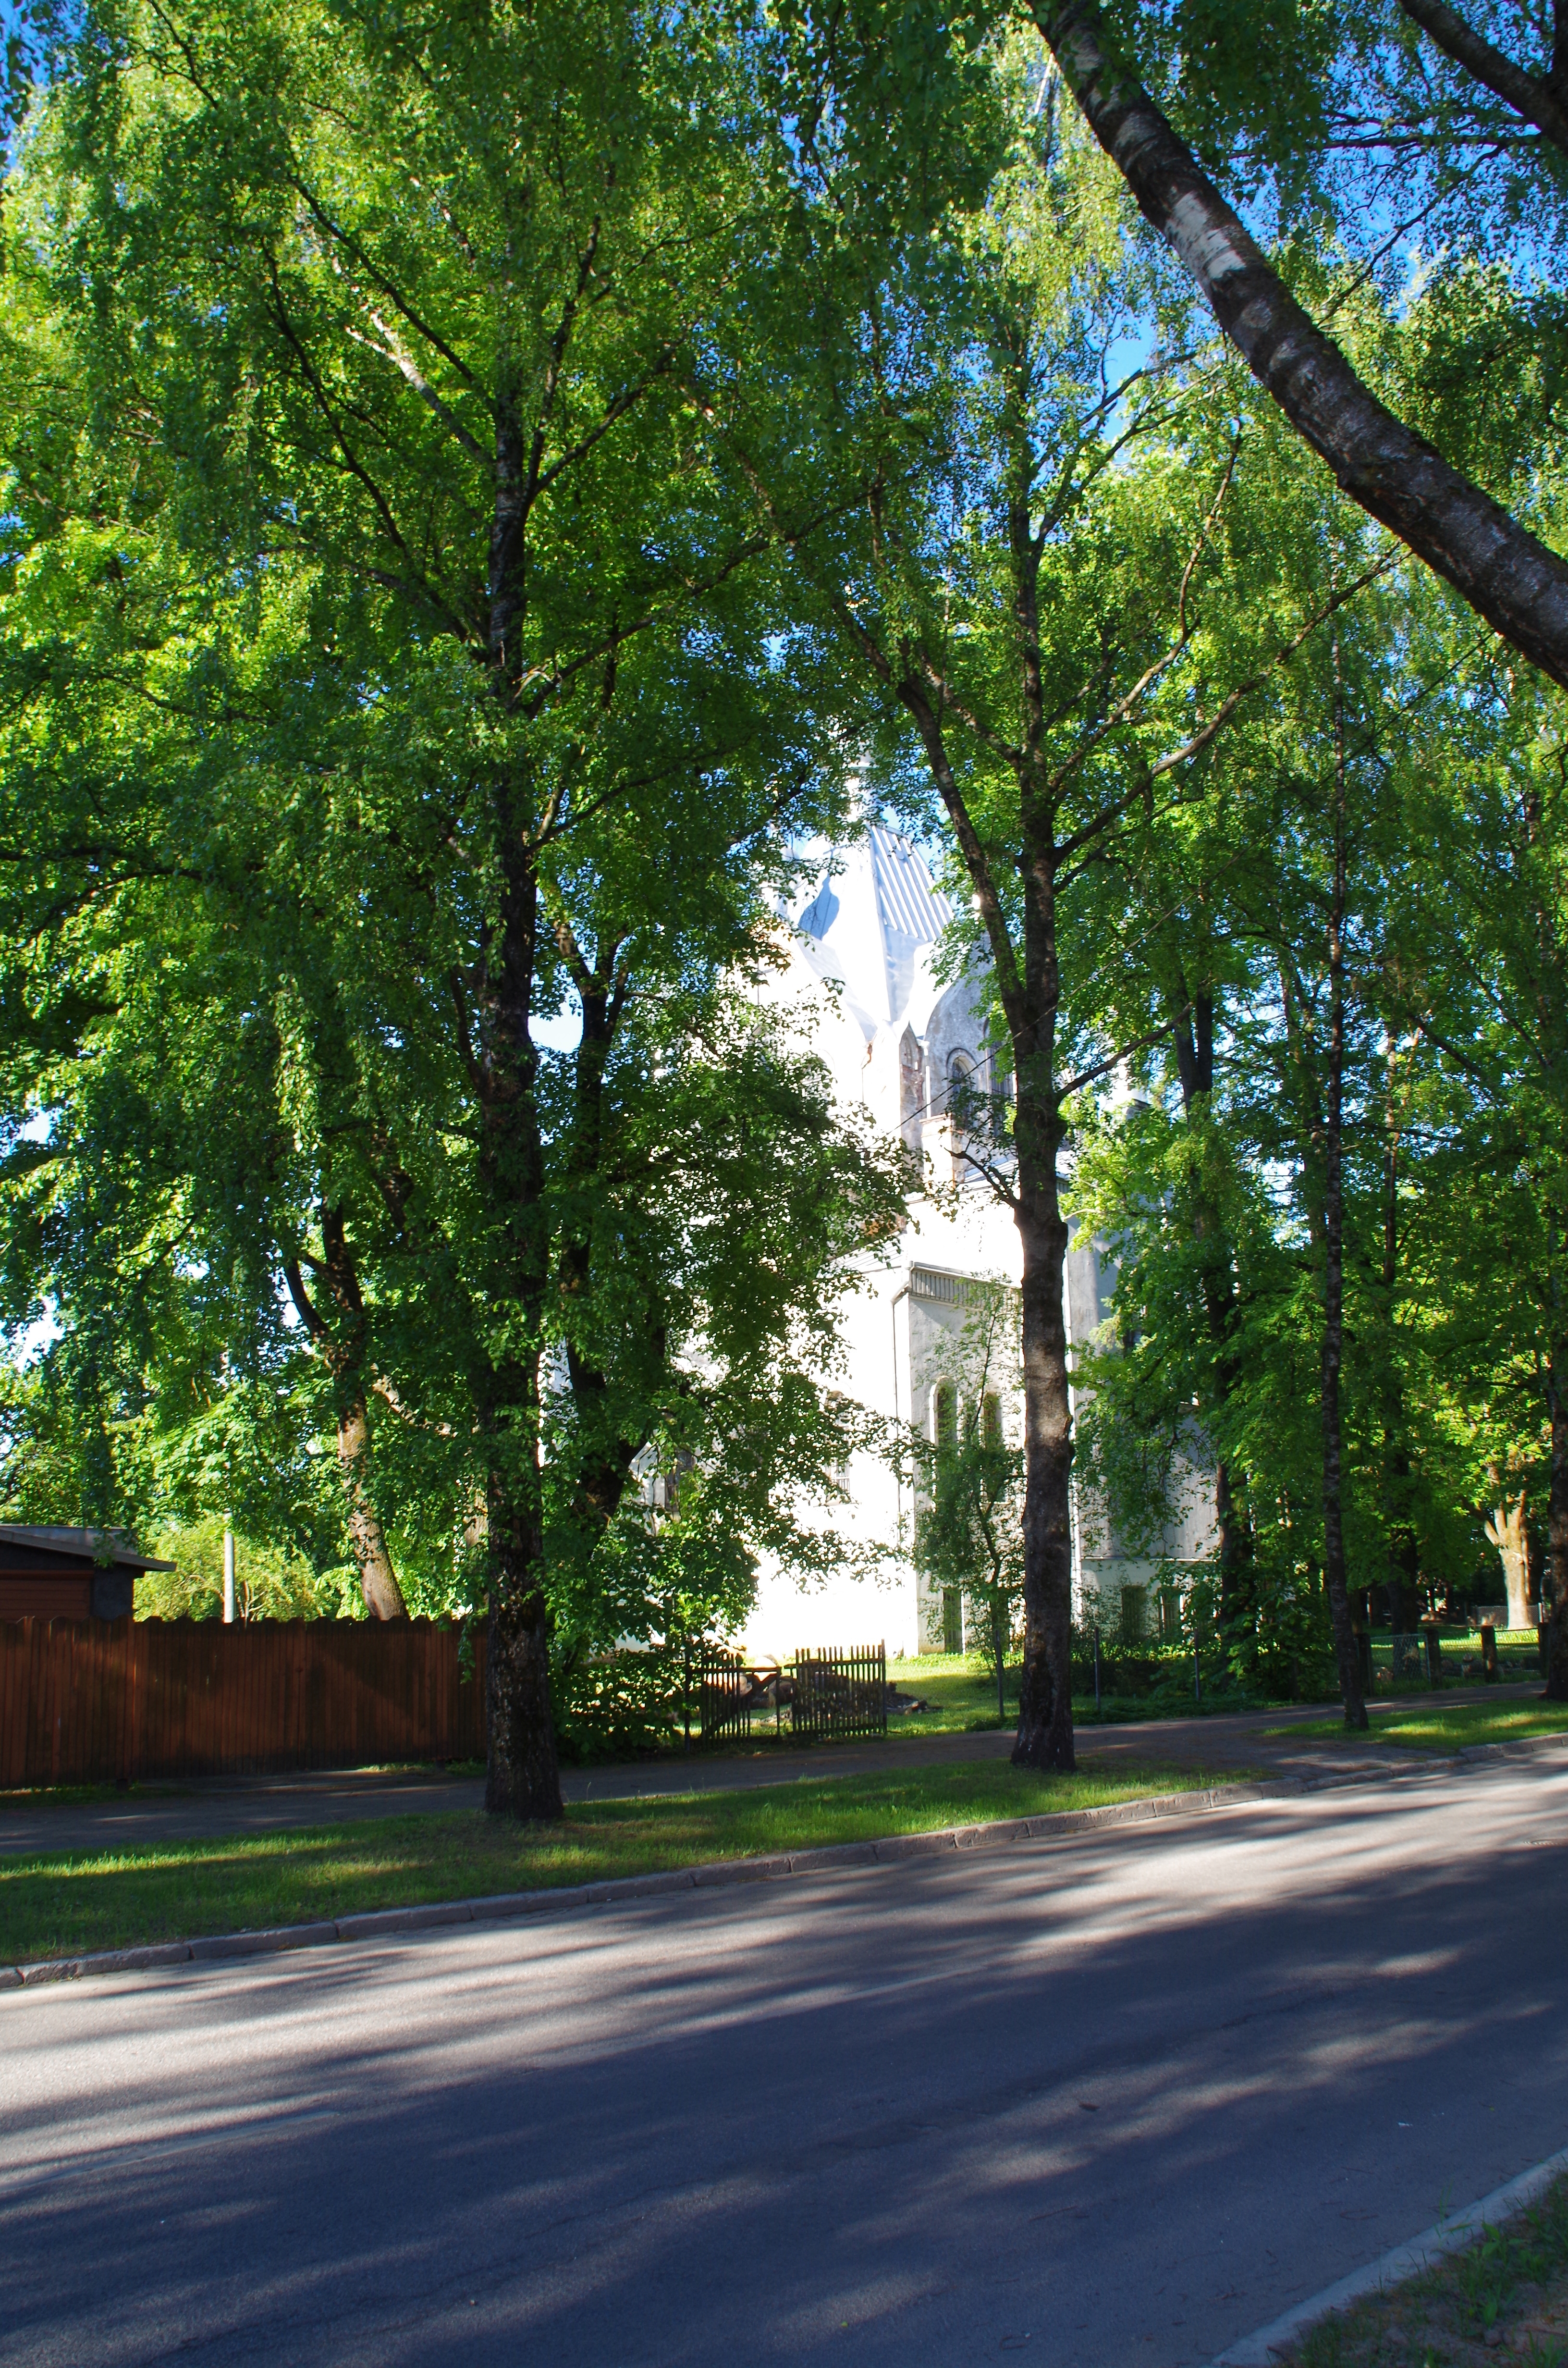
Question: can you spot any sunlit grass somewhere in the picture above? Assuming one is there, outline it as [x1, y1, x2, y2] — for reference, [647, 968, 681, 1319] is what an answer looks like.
[2, 1757, 1231, 1964]
[1271, 1701, 1568, 1751]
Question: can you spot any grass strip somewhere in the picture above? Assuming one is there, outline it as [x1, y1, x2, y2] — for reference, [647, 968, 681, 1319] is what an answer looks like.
[1281, 2170, 1568, 2366]
[3, 1758, 1233, 1965]
[1273, 1702, 1568, 1751]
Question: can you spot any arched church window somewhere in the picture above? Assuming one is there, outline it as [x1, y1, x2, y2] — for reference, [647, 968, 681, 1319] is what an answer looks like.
[933, 1381, 957, 1447]
[981, 1393, 1003, 1451]
[947, 1051, 977, 1182]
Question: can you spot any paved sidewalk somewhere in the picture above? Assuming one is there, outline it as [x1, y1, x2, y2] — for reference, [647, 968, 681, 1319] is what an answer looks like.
[0, 1684, 1542, 1858]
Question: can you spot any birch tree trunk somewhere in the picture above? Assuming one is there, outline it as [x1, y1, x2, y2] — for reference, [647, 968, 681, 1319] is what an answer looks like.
[1030, 0, 1568, 690]
[335, 1396, 406, 1621]
[1396, 0, 1568, 157]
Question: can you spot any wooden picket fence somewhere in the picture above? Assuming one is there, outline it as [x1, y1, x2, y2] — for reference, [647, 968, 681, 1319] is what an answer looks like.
[689, 1644, 887, 1746]
[0, 1616, 486, 1787]
[791, 1645, 887, 1743]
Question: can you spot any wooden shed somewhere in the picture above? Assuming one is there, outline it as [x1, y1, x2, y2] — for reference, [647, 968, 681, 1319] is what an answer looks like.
[0, 1527, 173, 1622]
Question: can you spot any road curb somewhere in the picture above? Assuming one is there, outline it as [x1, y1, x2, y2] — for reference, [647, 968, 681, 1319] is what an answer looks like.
[1207, 2144, 1568, 2365]
[5, 1776, 1304, 1989]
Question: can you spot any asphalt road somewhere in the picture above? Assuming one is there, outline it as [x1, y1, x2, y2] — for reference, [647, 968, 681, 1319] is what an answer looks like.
[3, 1751, 1565, 2366]
[0, 1688, 1534, 1858]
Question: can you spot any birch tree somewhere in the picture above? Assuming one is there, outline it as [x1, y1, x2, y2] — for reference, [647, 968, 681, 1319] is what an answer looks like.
[1, 0, 910, 1807]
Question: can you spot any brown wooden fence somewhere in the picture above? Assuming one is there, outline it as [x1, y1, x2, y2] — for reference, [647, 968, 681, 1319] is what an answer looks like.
[0, 1616, 486, 1788]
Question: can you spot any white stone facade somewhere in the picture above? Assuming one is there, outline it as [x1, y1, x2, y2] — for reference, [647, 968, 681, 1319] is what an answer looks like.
[738, 827, 1211, 1663]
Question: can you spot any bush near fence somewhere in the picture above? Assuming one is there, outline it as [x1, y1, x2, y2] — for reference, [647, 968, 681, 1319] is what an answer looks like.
[552, 1644, 684, 1764]
[0, 1616, 485, 1787]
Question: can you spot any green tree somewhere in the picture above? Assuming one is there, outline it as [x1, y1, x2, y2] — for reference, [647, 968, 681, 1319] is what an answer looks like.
[0, 0, 922, 1806]
[911, 1283, 1025, 1722]
[710, 39, 1386, 1764]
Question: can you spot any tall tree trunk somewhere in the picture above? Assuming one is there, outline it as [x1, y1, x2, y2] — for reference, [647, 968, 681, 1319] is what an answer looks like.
[894, 675, 1077, 1773]
[1014, 1122, 1077, 1771]
[1172, 985, 1251, 1631]
[556, 960, 645, 1534]
[475, 375, 563, 1822]
[336, 1394, 406, 1620]
[1378, 1038, 1421, 1635]
[1396, 0, 1568, 156]
[1323, 661, 1368, 1729]
[1483, 1489, 1533, 1630]
[475, 835, 562, 1821]
[283, 1215, 408, 1622]
[1544, 1326, 1568, 1697]
[1030, 0, 1568, 690]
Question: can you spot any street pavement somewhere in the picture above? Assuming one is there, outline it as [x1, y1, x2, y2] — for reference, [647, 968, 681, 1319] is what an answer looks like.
[2, 1749, 1564, 2366]
[0, 1687, 1537, 1859]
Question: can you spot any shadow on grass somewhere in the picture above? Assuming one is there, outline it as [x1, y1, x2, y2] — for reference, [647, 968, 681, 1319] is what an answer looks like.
[0, 1758, 1237, 1964]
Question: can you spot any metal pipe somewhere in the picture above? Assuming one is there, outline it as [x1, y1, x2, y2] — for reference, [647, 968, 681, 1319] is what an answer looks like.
[222, 1526, 235, 1626]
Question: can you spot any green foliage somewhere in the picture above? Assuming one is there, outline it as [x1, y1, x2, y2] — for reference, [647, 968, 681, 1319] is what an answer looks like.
[1, 0, 1565, 1761]
[137, 1516, 360, 1622]
[0, 0, 927, 1739]
[910, 1286, 1024, 1693]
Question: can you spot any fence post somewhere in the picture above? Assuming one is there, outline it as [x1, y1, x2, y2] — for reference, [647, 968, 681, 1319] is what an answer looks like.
[1092, 1624, 1101, 1719]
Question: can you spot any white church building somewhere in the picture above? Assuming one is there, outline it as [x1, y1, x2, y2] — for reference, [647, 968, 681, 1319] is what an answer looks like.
[737, 824, 1212, 1664]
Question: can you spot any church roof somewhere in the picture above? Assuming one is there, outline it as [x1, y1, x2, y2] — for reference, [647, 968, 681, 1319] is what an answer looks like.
[868, 825, 952, 944]
[791, 826, 953, 1036]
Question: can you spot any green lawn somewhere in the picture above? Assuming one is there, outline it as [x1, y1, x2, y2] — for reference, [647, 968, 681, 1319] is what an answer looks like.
[884, 1653, 1019, 1733]
[1271, 1700, 1568, 1751]
[884, 1653, 1223, 1733]
[3, 1757, 1225, 1966]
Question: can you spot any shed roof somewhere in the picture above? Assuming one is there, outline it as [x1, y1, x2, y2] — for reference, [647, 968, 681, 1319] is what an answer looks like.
[0, 1525, 174, 1571]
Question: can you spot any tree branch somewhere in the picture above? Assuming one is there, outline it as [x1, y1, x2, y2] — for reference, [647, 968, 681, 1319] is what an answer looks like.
[1032, 0, 1568, 689]
[346, 312, 489, 462]
[1397, 0, 1568, 155]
